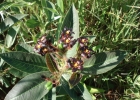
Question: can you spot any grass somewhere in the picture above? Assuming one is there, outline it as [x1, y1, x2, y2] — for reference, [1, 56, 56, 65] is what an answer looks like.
[0, 0, 140, 99]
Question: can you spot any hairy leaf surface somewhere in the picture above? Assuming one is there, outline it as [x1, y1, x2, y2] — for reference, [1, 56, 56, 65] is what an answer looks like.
[0, 52, 47, 73]
[5, 71, 51, 100]
[82, 51, 126, 75]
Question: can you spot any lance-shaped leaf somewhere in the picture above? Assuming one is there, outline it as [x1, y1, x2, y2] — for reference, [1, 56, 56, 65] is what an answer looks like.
[9, 43, 34, 78]
[0, 2, 14, 11]
[55, 86, 71, 100]
[57, 0, 64, 13]
[0, 2, 35, 11]
[0, 14, 27, 34]
[45, 53, 59, 73]
[26, 19, 40, 28]
[4, 26, 20, 48]
[82, 50, 126, 75]
[0, 52, 47, 73]
[41, 87, 56, 100]
[60, 4, 79, 39]
[61, 73, 93, 100]
[83, 35, 96, 43]
[61, 75, 81, 100]
[8, 68, 28, 78]
[16, 43, 34, 53]
[69, 72, 82, 89]
[41, 0, 55, 22]
[58, 4, 79, 58]
[4, 71, 51, 100]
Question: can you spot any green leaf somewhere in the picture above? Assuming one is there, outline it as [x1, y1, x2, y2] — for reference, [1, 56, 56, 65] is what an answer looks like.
[0, 1, 35, 11]
[41, 0, 55, 22]
[22, 0, 36, 3]
[0, 2, 13, 11]
[26, 19, 40, 28]
[82, 50, 126, 75]
[60, 4, 79, 39]
[55, 86, 71, 100]
[0, 52, 47, 73]
[50, 87, 56, 100]
[92, 45, 102, 51]
[57, 0, 64, 13]
[45, 81, 53, 90]
[134, 75, 140, 89]
[0, 58, 4, 68]
[8, 67, 28, 78]
[9, 43, 34, 78]
[12, 1, 35, 7]
[1, 76, 11, 88]
[0, 14, 27, 34]
[77, 84, 95, 100]
[46, 1, 55, 21]
[16, 43, 34, 53]
[86, 86, 105, 94]
[83, 35, 96, 43]
[56, 94, 71, 100]
[45, 53, 59, 73]
[4, 26, 20, 48]
[4, 71, 51, 100]
[41, 87, 56, 100]
[83, 84, 96, 100]
[69, 72, 82, 89]
[0, 47, 5, 68]
[61, 73, 93, 100]
[61, 75, 81, 100]
[45, 8, 58, 15]
[60, 4, 79, 58]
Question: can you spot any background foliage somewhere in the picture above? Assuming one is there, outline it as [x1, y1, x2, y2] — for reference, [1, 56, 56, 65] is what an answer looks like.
[0, 0, 140, 100]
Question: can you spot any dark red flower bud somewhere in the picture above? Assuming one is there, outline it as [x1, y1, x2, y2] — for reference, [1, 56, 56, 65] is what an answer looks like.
[78, 37, 88, 47]
[34, 42, 46, 53]
[63, 27, 74, 35]
[59, 28, 76, 49]
[69, 39, 77, 48]
[40, 46, 49, 56]
[80, 46, 93, 58]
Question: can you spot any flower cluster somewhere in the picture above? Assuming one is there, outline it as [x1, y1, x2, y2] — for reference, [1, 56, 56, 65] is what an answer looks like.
[67, 58, 83, 72]
[60, 27, 77, 49]
[66, 37, 94, 72]
[78, 37, 93, 58]
[34, 35, 57, 56]
[34, 27, 94, 73]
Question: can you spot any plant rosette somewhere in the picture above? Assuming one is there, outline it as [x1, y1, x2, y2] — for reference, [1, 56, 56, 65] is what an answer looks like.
[34, 27, 95, 88]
